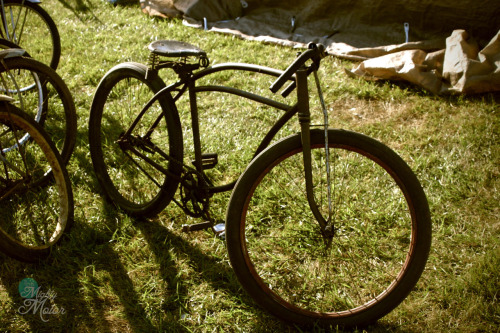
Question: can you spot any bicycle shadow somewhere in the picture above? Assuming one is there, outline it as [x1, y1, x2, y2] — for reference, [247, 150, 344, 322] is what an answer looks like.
[56, 0, 102, 23]
[0, 209, 259, 332]
[0, 124, 258, 331]
[134, 216, 248, 299]
[0, 211, 160, 332]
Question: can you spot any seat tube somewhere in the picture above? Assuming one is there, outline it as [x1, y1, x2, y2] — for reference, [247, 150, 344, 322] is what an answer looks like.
[188, 79, 203, 173]
[296, 68, 327, 230]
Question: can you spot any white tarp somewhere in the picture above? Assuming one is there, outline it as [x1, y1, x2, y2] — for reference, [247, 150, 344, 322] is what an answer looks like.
[347, 30, 500, 94]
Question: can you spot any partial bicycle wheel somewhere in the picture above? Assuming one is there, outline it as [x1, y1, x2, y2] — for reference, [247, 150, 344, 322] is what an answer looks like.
[226, 129, 431, 328]
[0, 0, 60, 70]
[0, 37, 25, 51]
[0, 103, 73, 262]
[89, 62, 183, 218]
[0, 55, 77, 165]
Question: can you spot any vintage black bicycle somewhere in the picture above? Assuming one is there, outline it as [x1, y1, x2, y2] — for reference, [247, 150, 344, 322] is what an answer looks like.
[89, 40, 431, 328]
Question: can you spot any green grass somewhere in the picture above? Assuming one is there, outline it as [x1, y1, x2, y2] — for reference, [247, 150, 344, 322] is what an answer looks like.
[0, 0, 499, 332]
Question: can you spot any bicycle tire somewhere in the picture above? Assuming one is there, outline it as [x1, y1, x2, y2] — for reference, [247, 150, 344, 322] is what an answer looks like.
[226, 129, 431, 328]
[0, 37, 24, 50]
[0, 0, 60, 70]
[0, 55, 77, 165]
[0, 47, 46, 124]
[89, 62, 183, 218]
[0, 104, 73, 262]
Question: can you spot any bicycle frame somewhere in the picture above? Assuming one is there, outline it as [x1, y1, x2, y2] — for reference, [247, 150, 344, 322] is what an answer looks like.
[126, 62, 299, 194]
[120, 51, 332, 231]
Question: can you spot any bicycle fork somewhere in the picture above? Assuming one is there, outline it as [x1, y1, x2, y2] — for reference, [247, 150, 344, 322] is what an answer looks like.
[296, 68, 334, 238]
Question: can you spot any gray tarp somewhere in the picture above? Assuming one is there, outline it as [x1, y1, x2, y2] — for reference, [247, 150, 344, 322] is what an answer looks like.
[140, 0, 500, 94]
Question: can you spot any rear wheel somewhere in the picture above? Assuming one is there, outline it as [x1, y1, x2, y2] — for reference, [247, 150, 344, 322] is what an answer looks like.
[89, 62, 183, 218]
[226, 129, 431, 327]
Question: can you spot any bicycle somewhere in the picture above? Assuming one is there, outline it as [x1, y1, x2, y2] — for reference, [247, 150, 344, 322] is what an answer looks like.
[0, 0, 60, 70]
[89, 40, 431, 328]
[0, 98, 73, 262]
[0, 48, 77, 166]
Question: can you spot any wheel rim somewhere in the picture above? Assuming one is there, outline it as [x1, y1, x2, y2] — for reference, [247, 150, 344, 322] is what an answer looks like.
[0, 110, 70, 250]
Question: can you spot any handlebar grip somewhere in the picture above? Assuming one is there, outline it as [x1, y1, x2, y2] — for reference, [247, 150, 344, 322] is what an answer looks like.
[269, 47, 317, 94]
[269, 43, 326, 94]
[280, 61, 323, 98]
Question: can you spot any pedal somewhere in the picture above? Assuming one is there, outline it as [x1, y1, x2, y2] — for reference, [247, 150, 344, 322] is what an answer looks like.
[212, 223, 225, 234]
[181, 221, 213, 232]
[212, 223, 226, 240]
[192, 153, 218, 170]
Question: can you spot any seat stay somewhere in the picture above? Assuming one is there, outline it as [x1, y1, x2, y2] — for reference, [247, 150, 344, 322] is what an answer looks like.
[122, 78, 186, 139]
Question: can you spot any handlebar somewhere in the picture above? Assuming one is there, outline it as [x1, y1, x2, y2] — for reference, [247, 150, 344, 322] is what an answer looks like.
[270, 43, 326, 95]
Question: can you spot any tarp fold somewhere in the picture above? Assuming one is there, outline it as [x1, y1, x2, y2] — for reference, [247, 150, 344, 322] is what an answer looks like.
[348, 30, 500, 94]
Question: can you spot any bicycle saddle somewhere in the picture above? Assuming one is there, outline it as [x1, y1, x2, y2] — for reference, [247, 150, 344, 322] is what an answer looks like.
[148, 40, 206, 58]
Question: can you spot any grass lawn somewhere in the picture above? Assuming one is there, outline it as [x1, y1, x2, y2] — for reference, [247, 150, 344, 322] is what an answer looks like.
[0, 0, 498, 332]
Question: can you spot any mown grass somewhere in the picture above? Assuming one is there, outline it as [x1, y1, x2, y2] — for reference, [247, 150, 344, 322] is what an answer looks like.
[0, 0, 499, 332]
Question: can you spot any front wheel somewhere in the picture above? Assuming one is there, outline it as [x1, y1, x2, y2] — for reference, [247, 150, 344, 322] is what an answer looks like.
[0, 104, 73, 262]
[226, 129, 431, 328]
